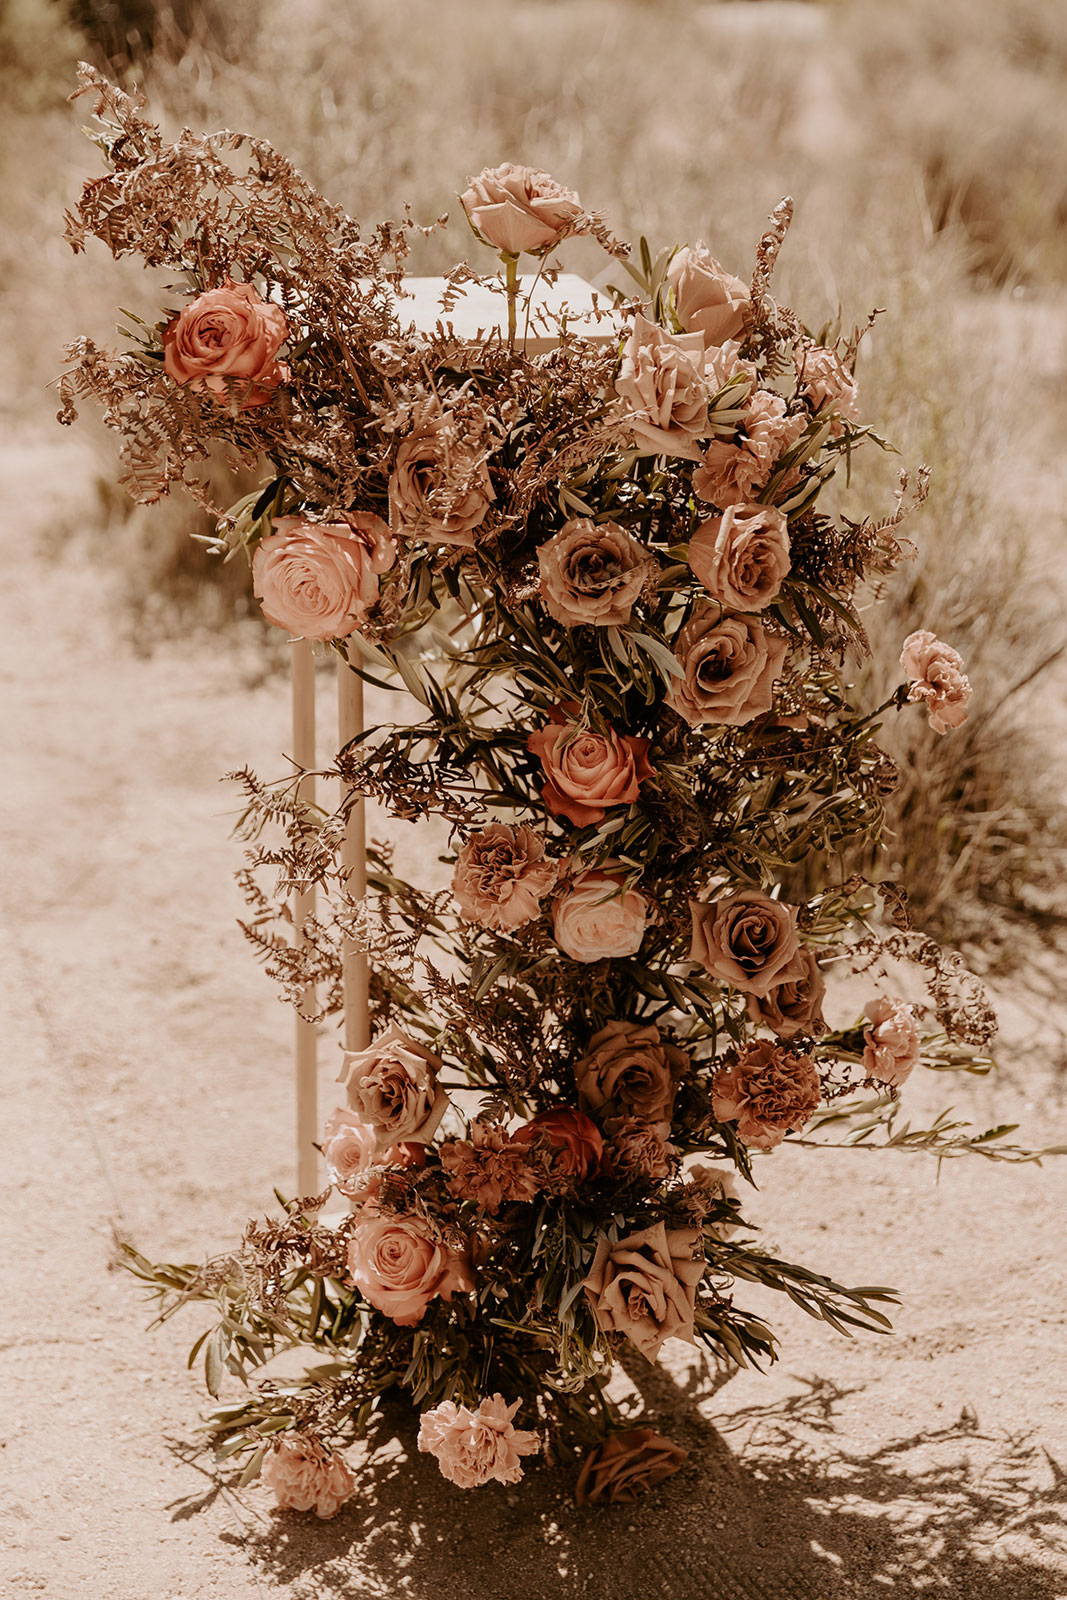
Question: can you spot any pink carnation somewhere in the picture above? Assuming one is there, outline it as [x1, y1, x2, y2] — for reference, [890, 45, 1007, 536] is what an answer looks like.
[693, 389, 805, 508]
[900, 630, 972, 735]
[261, 1435, 355, 1519]
[862, 997, 921, 1087]
[418, 1394, 540, 1488]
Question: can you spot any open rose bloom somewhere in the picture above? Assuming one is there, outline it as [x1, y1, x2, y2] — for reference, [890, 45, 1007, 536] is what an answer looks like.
[252, 513, 395, 639]
[163, 280, 288, 407]
[460, 163, 584, 255]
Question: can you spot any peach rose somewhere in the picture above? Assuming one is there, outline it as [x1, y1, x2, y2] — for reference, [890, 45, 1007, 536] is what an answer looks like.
[389, 411, 494, 547]
[900, 630, 972, 735]
[460, 163, 584, 256]
[553, 865, 649, 962]
[666, 606, 787, 727]
[575, 1428, 687, 1505]
[341, 1024, 448, 1151]
[439, 1120, 541, 1212]
[163, 280, 288, 408]
[511, 1108, 603, 1181]
[346, 1209, 473, 1326]
[261, 1434, 355, 1519]
[418, 1394, 540, 1488]
[712, 1040, 822, 1151]
[527, 717, 653, 827]
[574, 1019, 688, 1122]
[747, 946, 827, 1039]
[687, 503, 791, 613]
[862, 997, 921, 1087]
[452, 823, 559, 931]
[693, 389, 806, 508]
[583, 1221, 704, 1360]
[537, 518, 652, 628]
[320, 1106, 379, 1197]
[667, 242, 750, 346]
[799, 345, 859, 426]
[615, 313, 710, 460]
[252, 514, 395, 640]
[690, 888, 801, 998]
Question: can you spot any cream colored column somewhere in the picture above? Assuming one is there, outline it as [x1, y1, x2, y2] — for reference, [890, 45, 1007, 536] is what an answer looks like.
[338, 649, 371, 1069]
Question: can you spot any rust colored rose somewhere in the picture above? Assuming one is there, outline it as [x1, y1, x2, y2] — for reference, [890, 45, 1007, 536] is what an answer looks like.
[666, 605, 787, 727]
[690, 888, 801, 998]
[262, 1434, 355, 1519]
[552, 865, 649, 963]
[900, 630, 972, 735]
[537, 517, 652, 628]
[583, 1221, 704, 1360]
[687, 502, 791, 613]
[712, 1040, 821, 1151]
[460, 163, 584, 255]
[527, 717, 653, 827]
[389, 411, 494, 547]
[574, 1019, 688, 1122]
[252, 513, 395, 640]
[346, 1209, 473, 1326]
[693, 389, 806, 508]
[451, 823, 559, 931]
[575, 1427, 687, 1505]
[862, 997, 921, 1087]
[163, 280, 288, 408]
[747, 946, 827, 1039]
[342, 1024, 448, 1151]
[668, 242, 750, 347]
[615, 313, 710, 460]
[512, 1107, 603, 1181]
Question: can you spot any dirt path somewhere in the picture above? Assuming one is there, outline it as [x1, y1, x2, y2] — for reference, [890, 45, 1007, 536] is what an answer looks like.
[2, 431, 1066, 1600]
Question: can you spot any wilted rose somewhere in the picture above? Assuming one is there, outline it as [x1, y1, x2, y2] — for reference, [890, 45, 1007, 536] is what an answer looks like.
[583, 1221, 704, 1360]
[452, 823, 559, 931]
[342, 1024, 448, 1151]
[418, 1394, 540, 1488]
[573, 1019, 688, 1122]
[747, 946, 827, 1039]
[537, 517, 652, 628]
[666, 606, 788, 727]
[528, 717, 653, 827]
[900, 630, 972, 735]
[690, 888, 801, 998]
[575, 1428, 687, 1505]
[460, 163, 584, 255]
[615, 313, 710, 460]
[687, 502, 791, 612]
[262, 1435, 355, 1519]
[346, 1209, 473, 1326]
[862, 997, 921, 1087]
[712, 1040, 821, 1151]
[667, 242, 750, 346]
[163, 279, 288, 407]
[552, 866, 649, 962]
[252, 514, 395, 640]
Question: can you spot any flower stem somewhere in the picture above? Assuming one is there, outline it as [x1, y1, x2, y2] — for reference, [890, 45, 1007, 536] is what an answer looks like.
[501, 251, 519, 351]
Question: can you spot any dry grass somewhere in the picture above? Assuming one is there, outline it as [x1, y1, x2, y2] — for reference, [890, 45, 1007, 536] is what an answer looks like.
[3, 0, 1066, 946]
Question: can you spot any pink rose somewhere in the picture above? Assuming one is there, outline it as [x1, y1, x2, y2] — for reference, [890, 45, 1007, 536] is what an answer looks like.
[799, 345, 859, 426]
[389, 410, 494, 547]
[342, 1024, 448, 1151]
[320, 1106, 379, 1197]
[687, 502, 791, 612]
[537, 517, 652, 628]
[511, 1108, 604, 1182]
[900, 630, 972, 735]
[667, 242, 750, 346]
[262, 1435, 355, 1519]
[460, 163, 584, 256]
[574, 1019, 688, 1122]
[862, 997, 921, 1087]
[452, 823, 559, 931]
[693, 389, 806, 508]
[346, 1209, 473, 1326]
[252, 513, 395, 640]
[690, 888, 802, 998]
[746, 946, 827, 1039]
[615, 313, 710, 460]
[553, 865, 649, 963]
[527, 717, 653, 827]
[583, 1221, 704, 1360]
[575, 1428, 687, 1505]
[666, 606, 788, 727]
[712, 1040, 822, 1151]
[163, 280, 288, 408]
[418, 1394, 540, 1488]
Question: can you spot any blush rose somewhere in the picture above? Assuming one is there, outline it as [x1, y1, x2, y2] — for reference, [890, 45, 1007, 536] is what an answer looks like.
[527, 718, 653, 827]
[537, 517, 652, 628]
[346, 1209, 473, 1326]
[460, 163, 584, 256]
[163, 279, 288, 408]
[667, 242, 750, 346]
[252, 514, 395, 640]
[552, 866, 649, 962]
[615, 313, 710, 460]
[687, 502, 791, 612]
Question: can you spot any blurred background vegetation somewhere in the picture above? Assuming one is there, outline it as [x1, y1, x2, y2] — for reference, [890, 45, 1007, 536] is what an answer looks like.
[2, 0, 1066, 957]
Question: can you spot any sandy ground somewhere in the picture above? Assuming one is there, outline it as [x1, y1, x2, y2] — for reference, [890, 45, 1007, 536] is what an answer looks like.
[2, 428, 1067, 1600]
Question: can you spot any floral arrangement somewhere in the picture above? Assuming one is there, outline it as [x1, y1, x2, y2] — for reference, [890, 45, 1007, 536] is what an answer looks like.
[61, 68, 1033, 1515]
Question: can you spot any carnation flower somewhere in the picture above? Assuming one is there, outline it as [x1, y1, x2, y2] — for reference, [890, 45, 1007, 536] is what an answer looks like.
[163, 279, 288, 407]
[342, 1024, 448, 1152]
[615, 312, 710, 460]
[862, 997, 921, 1087]
[553, 866, 649, 962]
[460, 164, 584, 256]
[583, 1221, 704, 1360]
[684, 1161, 740, 1235]
[575, 1428, 687, 1505]
[439, 1120, 541, 1212]
[451, 823, 559, 930]
[262, 1435, 355, 1519]
[799, 344, 859, 428]
[511, 1108, 603, 1183]
[690, 888, 802, 998]
[693, 389, 806, 508]
[252, 514, 395, 640]
[574, 1019, 688, 1123]
[900, 630, 972, 735]
[537, 517, 652, 628]
[667, 606, 788, 728]
[667, 242, 749, 346]
[346, 1208, 473, 1326]
[418, 1394, 540, 1488]
[601, 1116, 675, 1184]
[747, 946, 827, 1039]
[527, 717, 653, 827]
[389, 409, 494, 547]
[712, 1040, 822, 1151]
[687, 502, 791, 613]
